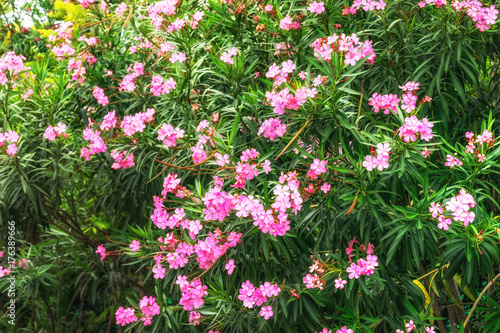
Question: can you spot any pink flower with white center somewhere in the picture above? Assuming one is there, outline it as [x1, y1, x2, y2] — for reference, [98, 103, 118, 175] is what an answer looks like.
[264, 4, 273, 11]
[95, 244, 106, 260]
[259, 305, 274, 320]
[405, 320, 416, 332]
[362, 155, 379, 171]
[225, 259, 236, 275]
[215, 153, 230, 166]
[429, 202, 443, 218]
[335, 278, 347, 289]
[376, 142, 391, 156]
[336, 327, 353, 333]
[129, 240, 140, 251]
[281, 60, 296, 74]
[298, 71, 307, 79]
[307, 159, 328, 179]
[437, 215, 452, 231]
[320, 183, 331, 193]
[426, 326, 436, 333]
[308, 1, 326, 14]
[477, 154, 486, 162]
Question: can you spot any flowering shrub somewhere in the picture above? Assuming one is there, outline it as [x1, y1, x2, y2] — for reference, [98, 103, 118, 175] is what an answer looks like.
[1, 0, 500, 332]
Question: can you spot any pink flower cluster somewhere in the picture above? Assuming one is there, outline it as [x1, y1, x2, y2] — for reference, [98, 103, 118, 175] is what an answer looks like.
[0, 130, 20, 156]
[346, 254, 379, 279]
[429, 189, 476, 230]
[176, 275, 208, 311]
[369, 81, 421, 114]
[279, 15, 300, 30]
[100, 111, 117, 130]
[92, 86, 109, 106]
[233, 149, 270, 188]
[148, 0, 178, 30]
[195, 231, 242, 269]
[119, 62, 145, 92]
[444, 153, 463, 168]
[310, 33, 376, 66]
[465, 130, 494, 162]
[303, 273, 325, 290]
[363, 142, 391, 171]
[115, 307, 137, 326]
[420, 0, 498, 31]
[110, 150, 135, 169]
[0, 266, 11, 278]
[157, 123, 185, 147]
[121, 108, 155, 136]
[307, 1, 326, 14]
[307, 159, 328, 179]
[43, 123, 68, 141]
[265, 61, 318, 115]
[0, 52, 28, 86]
[398, 116, 434, 142]
[344, 0, 386, 15]
[220, 47, 239, 64]
[150, 76, 177, 96]
[238, 280, 281, 319]
[258, 117, 287, 141]
[368, 93, 400, 114]
[139, 296, 160, 325]
[80, 123, 107, 161]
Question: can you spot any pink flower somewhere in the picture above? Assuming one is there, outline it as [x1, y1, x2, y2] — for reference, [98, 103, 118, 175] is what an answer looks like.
[6, 144, 17, 156]
[405, 319, 416, 332]
[115, 307, 137, 326]
[335, 278, 347, 289]
[189, 311, 201, 325]
[96, 244, 107, 260]
[444, 154, 463, 168]
[170, 52, 186, 63]
[258, 117, 287, 141]
[225, 259, 236, 275]
[320, 183, 331, 193]
[279, 15, 294, 30]
[259, 305, 274, 320]
[129, 240, 140, 251]
[429, 202, 443, 218]
[308, 1, 326, 14]
[336, 327, 353, 333]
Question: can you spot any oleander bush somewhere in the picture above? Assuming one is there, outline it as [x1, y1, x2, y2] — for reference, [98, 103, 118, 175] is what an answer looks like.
[0, 0, 500, 332]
